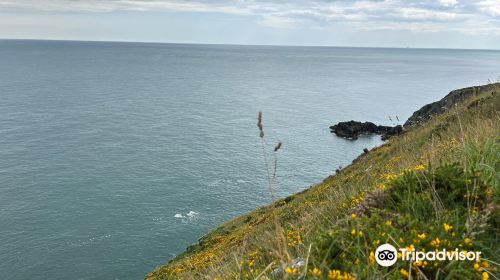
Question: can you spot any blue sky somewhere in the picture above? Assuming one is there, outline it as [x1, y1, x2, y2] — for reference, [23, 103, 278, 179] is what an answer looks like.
[1, 0, 500, 49]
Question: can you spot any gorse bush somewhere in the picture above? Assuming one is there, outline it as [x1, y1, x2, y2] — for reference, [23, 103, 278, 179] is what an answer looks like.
[388, 163, 490, 212]
[310, 161, 497, 279]
[463, 138, 500, 198]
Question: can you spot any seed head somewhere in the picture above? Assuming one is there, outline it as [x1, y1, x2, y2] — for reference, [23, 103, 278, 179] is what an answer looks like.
[257, 111, 264, 138]
[274, 141, 282, 152]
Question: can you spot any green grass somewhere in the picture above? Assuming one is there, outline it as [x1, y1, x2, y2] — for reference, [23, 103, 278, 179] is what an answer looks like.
[146, 86, 499, 280]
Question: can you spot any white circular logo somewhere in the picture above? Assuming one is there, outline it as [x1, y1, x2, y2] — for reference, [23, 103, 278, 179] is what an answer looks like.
[375, 244, 398, 266]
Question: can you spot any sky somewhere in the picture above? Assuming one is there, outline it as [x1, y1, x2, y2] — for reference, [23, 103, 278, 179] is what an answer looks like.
[1, 0, 500, 49]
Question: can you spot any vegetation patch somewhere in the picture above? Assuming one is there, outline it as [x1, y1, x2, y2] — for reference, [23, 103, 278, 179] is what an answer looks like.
[147, 86, 499, 280]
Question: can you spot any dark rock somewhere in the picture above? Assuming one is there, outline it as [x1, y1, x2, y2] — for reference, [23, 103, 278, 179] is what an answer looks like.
[363, 148, 369, 154]
[330, 121, 377, 139]
[381, 125, 403, 140]
[329, 83, 499, 142]
[330, 121, 401, 140]
[335, 165, 342, 174]
[404, 83, 500, 128]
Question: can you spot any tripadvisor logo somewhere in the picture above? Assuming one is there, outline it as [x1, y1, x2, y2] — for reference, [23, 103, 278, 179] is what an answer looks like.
[375, 244, 482, 267]
[375, 244, 398, 266]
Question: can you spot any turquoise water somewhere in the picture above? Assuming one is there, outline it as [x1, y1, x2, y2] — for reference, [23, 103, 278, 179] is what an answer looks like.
[0, 40, 499, 279]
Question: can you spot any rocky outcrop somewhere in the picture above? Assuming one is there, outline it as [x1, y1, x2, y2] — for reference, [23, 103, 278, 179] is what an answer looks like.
[330, 83, 499, 141]
[329, 121, 402, 140]
[381, 125, 403, 141]
[404, 83, 500, 128]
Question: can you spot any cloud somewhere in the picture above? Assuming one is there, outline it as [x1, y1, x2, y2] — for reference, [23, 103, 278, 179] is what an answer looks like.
[438, 0, 459, 7]
[476, 0, 500, 16]
[396, 7, 466, 22]
[0, 0, 499, 36]
[257, 15, 300, 29]
[0, 0, 253, 14]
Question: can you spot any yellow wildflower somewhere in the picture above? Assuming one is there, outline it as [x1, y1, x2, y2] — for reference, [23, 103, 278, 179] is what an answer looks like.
[328, 270, 341, 279]
[418, 233, 426, 239]
[385, 174, 396, 181]
[351, 229, 356, 236]
[430, 238, 441, 248]
[285, 267, 298, 274]
[474, 262, 481, 272]
[344, 272, 356, 280]
[415, 164, 425, 171]
[351, 213, 357, 219]
[328, 270, 355, 280]
[443, 223, 453, 233]
[309, 267, 322, 277]
[464, 238, 472, 246]
[406, 244, 415, 252]
[482, 272, 489, 280]
[287, 229, 302, 247]
[400, 268, 409, 278]
[369, 251, 375, 265]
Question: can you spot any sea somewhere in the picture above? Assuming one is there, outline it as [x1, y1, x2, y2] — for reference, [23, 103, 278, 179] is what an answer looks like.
[0, 40, 499, 279]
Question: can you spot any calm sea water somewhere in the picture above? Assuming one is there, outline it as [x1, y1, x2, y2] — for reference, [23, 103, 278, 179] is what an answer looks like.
[0, 40, 499, 279]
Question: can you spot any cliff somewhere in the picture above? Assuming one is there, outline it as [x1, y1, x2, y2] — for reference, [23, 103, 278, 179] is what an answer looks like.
[147, 83, 499, 280]
[404, 83, 500, 128]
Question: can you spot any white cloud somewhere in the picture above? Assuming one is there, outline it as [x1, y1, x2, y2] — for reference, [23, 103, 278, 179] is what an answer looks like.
[360, 22, 443, 33]
[0, 0, 499, 36]
[257, 15, 299, 28]
[0, 0, 253, 13]
[439, 0, 459, 7]
[397, 7, 464, 21]
[476, 0, 500, 16]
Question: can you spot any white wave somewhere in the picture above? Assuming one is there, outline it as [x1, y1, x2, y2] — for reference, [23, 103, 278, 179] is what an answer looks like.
[186, 211, 199, 217]
[237, 179, 250, 183]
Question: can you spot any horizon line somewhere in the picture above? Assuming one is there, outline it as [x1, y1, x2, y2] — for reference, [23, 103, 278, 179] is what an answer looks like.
[1, 37, 499, 52]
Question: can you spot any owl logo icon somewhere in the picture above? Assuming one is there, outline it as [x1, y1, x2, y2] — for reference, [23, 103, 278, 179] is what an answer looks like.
[375, 244, 398, 266]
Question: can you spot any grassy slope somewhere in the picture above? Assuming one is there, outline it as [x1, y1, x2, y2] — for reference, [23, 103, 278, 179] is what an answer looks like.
[147, 84, 499, 280]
